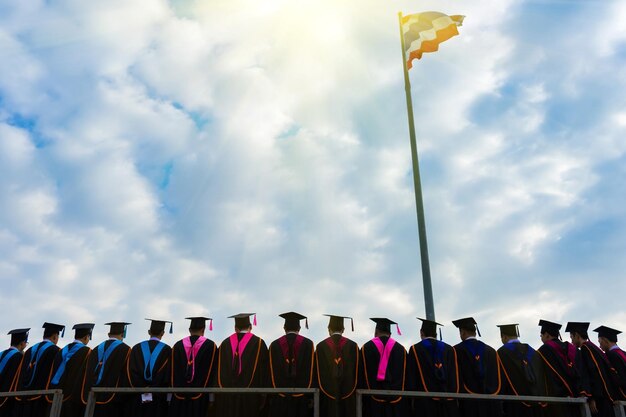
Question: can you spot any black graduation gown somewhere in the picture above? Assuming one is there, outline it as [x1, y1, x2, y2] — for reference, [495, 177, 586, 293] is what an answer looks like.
[497, 342, 545, 417]
[536, 340, 588, 417]
[453, 339, 501, 417]
[407, 338, 460, 417]
[127, 339, 172, 417]
[578, 341, 618, 417]
[268, 333, 315, 417]
[315, 334, 359, 417]
[13, 340, 60, 417]
[47, 342, 91, 417]
[216, 332, 270, 417]
[169, 335, 218, 417]
[359, 336, 408, 417]
[0, 348, 23, 417]
[606, 347, 626, 399]
[81, 339, 132, 417]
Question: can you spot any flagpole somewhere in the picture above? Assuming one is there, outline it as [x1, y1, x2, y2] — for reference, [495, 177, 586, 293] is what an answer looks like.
[398, 12, 436, 321]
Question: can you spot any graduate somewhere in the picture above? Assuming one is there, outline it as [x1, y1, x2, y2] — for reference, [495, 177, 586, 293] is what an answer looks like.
[594, 325, 626, 400]
[359, 318, 408, 417]
[496, 324, 544, 417]
[127, 319, 173, 417]
[566, 321, 617, 417]
[452, 317, 501, 417]
[47, 323, 94, 417]
[0, 328, 29, 417]
[315, 314, 359, 417]
[81, 322, 132, 417]
[216, 313, 269, 417]
[170, 316, 218, 417]
[13, 322, 64, 417]
[406, 318, 459, 417]
[535, 319, 589, 417]
[267, 312, 315, 417]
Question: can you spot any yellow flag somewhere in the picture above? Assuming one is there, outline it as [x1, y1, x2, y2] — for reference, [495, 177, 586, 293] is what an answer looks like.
[402, 12, 464, 69]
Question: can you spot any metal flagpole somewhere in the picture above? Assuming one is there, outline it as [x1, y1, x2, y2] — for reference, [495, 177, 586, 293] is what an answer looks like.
[398, 12, 436, 321]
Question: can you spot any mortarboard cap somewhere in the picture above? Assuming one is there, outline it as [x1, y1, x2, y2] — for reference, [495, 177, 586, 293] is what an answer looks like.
[538, 319, 562, 336]
[594, 326, 621, 343]
[186, 317, 213, 331]
[73, 323, 95, 339]
[105, 322, 131, 337]
[146, 318, 173, 334]
[8, 328, 30, 345]
[279, 312, 308, 331]
[497, 323, 519, 337]
[42, 322, 65, 338]
[325, 314, 354, 332]
[418, 317, 443, 338]
[229, 313, 256, 329]
[452, 317, 481, 337]
[370, 318, 401, 335]
[565, 322, 590, 335]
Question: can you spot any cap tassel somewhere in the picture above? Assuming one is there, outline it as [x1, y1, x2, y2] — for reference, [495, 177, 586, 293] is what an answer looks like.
[253, 314, 257, 326]
[476, 324, 481, 338]
[61, 328, 65, 338]
[351, 318, 354, 332]
[209, 319, 213, 332]
[123, 326, 127, 339]
[396, 324, 402, 336]
[439, 328, 443, 341]
[169, 323, 173, 334]
[305, 318, 309, 330]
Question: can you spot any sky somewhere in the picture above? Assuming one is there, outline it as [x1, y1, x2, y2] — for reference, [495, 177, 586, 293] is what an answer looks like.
[1, 0, 626, 350]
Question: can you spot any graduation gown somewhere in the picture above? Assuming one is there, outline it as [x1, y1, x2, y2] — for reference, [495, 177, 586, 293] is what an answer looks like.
[315, 334, 359, 417]
[268, 333, 315, 417]
[407, 338, 460, 417]
[127, 339, 172, 417]
[536, 340, 588, 417]
[81, 339, 132, 417]
[578, 341, 618, 417]
[453, 339, 501, 417]
[13, 340, 60, 417]
[359, 336, 408, 417]
[497, 342, 545, 417]
[169, 335, 218, 417]
[606, 347, 626, 399]
[216, 332, 269, 417]
[0, 348, 23, 417]
[47, 341, 91, 417]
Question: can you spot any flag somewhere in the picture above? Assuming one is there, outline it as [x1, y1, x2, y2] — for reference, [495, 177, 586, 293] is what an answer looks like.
[402, 12, 464, 69]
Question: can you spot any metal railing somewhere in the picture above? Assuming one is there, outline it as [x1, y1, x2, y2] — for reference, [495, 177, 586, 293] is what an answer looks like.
[83, 387, 320, 417]
[0, 389, 64, 417]
[615, 401, 626, 417]
[356, 389, 593, 417]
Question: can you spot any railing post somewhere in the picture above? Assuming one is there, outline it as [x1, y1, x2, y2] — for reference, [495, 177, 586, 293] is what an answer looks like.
[49, 390, 63, 417]
[356, 391, 362, 417]
[313, 389, 319, 417]
[615, 402, 626, 417]
[83, 389, 96, 417]
[580, 401, 592, 417]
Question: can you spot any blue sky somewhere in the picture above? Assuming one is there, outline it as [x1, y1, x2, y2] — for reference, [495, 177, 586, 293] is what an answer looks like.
[1, 0, 625, 349]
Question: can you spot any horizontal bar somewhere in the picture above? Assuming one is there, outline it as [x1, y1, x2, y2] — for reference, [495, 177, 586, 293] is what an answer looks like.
[356, 389, 589, 404]
[89, 387, 318, 394]
[0, 389, 63, 398]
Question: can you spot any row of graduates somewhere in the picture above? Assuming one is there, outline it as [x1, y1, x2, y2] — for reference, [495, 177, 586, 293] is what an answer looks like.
[1, 313, 626, 417]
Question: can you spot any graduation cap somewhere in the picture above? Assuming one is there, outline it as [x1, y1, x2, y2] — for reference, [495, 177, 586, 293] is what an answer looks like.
[417, 317, 443, 339]
[279, 312, 308, 331]
[565, 322, 590, 335]
[370, 318, 401, 335]
[73, 323, 95, 340]
[497, 323, 519, 337]
[145, 318, 173, 334]
[42, 322, 65, 338]
[538, 319, 562, 337]
[105, 322, 131, 338]
[8, 328, 30, 345]
[186, 317, 213, 331]
[324, 314, 354, 332]
[452, 317, 481, 337]
[594, 325, 622, 343]
[228, 313, 256, 329]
